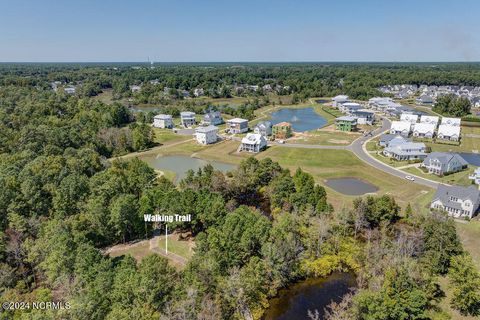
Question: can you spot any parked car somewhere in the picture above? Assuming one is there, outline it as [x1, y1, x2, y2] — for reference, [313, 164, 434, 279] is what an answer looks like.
[405, 175, 415, 181]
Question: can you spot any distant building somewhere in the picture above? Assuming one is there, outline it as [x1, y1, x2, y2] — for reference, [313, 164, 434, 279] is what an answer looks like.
[203, 111, 223, 126]
[412, 122, 436, 139]
[437, 125, 461, 141]
[335, 116, 357, 132]
[180, 111, 196, 128]
[400, 113, 419, 124]
[332, 95, 350, 107]
[195, 125, 218, 145]
[64, 86, 76, 94]
[416, 95, 434, 105]
[153, 114, 174, 129]
[390, 121, 412, 137]
[469, 167, 480, 185]
[272, 122, 292, 139]
[383, 142, 427, 161]
[226, 118, 249, 134]
[420, 115, 439, 126]
[254, 121, 272, 137]
[339, 102, 362, 114]
[379, 134, 411, 147]
[431, 185, 480, 219]
[441, 117, 461, 127]
[194, 88, 204, 97]
[240, 133, 267, 153]
[351, 111, 375, 125]
[421, 152, 468, 176]
[130, 85, 141, 93]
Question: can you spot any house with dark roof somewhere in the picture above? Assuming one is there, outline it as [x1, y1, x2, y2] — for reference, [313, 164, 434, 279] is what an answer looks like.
[421, 152, 468, 176]
[431, 185, 480, 219]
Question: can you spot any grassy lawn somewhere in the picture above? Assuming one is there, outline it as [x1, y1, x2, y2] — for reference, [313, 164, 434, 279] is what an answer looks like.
[157, 234, 195, 261]
[255, 146, 432, 211]
[402, 166, 476, 186]
[287, 128, 359, 145]
[366, 141, 380, 151]
[107, 240, 152, 262]
[425, 126, 480, 153]
[456, 220, 480, 269]
[153, 128, 191, 145]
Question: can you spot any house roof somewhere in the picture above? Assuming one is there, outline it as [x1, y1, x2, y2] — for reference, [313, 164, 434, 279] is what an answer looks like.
[342, 102, 361, 108]
[433, 184, 480, 204]
[241, 133, 266, 144]
[390, 121, 412, 132]
[227, 118, 248, 123]
[441, 117, 461, 126]
[255, 121, 272, 129]
[438, 124, 461, 137]
[154, 114, 172, 120]
[195, 125, 218, 133]
[413, 122, 436, 134]
[400, 113, 419, 122]
[423, 152, 468, 167]
[384, 142, 426, 156]
[274, 122, 291, 127]
[336, 116, 357, 122]
[420, 115, 439, 124]
[332, 95, 349, 101]
[180, 111, 196, 117]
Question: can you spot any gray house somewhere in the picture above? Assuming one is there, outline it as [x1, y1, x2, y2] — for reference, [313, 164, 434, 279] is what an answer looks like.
[254, 121, 272, 137]
[180, 111, 196, 128]
[203, 111, 223, 125]
[383, 142, 427, 161]
[431, 185, 480, 219]
[421, 152, 468, 176]
[378, 134, 411, 148]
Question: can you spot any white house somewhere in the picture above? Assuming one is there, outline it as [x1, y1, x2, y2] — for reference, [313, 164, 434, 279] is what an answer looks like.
[195, 125, 218, 145]
[339, 102, 362, 113]
[421, 152, 468, 176]
[64, 86, 76, 94]
[180, 111, 196, 128]
[254, 121, 272, 137]
[332, 95, 350, 107]
[420, 115, 439, 126]
[383, 142, 427, 161]
[390, 121, 412, 137]
[437, 125, 461, 141]
[226, 118, 249, 134]
[431, 185, 480, 219]
[469, 167, 480, 185]
[194, 88, 204, 97]
[412, 122, 436, 138]
[240, 133, 267, 153]
[441, 117, 461, 127]
[400, 113, 419, 124]
[153, 114, 174, 129]
[130, 85, 141, 93]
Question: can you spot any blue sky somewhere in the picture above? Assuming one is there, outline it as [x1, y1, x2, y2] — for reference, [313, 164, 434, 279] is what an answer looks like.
[1, 0, 479, 62]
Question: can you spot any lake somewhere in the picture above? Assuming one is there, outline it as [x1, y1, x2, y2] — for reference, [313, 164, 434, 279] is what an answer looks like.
[270, 107, 327, 132]
[458, 153, 480, 166]
[325, 178, 378, 196]
[263, 273, 356, 320]
[139, 155, 235, 181]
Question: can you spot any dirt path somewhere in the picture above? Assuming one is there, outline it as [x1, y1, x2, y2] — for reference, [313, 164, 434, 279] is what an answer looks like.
[149, 234, 188, 266]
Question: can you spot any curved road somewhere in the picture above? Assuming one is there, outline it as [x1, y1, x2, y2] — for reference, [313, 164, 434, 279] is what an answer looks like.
[347, 117, 439, 189]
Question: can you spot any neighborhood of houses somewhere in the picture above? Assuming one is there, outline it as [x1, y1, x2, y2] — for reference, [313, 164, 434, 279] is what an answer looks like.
[378, 84, 480, 107]
[149, 92, 480, 220]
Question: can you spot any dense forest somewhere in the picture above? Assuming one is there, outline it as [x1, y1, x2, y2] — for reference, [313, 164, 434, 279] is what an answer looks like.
[1, 64, 480, 319]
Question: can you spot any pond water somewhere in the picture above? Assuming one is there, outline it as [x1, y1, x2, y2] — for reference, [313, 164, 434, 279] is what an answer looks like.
[139, 155, 235, 181]
[458, 153, 480, 166]
[325, 178, 378, 196]
[270, 107, 327, 132]
[263, 273, 356, 320]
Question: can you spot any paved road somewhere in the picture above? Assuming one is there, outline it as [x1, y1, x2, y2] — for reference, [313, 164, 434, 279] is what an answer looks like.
[348, 117, 439, 189]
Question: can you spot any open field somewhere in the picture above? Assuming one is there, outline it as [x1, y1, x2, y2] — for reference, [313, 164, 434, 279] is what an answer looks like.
[153, 128, 192, 145]
[287, 128, 359, 145]
[157, 233, 195, 261]
[106, 240, 152, 262]
[402, 166, 476, 186]
[255, 146, 433, 211]
[456, 220, 480, 269]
